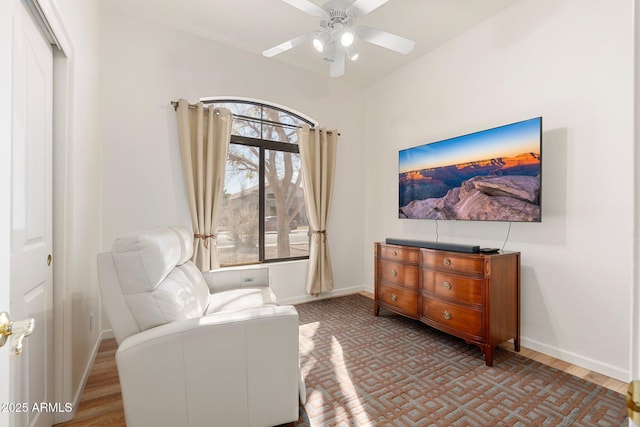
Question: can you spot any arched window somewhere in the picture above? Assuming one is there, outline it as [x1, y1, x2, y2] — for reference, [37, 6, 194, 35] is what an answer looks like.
[202, 98, 315, 266]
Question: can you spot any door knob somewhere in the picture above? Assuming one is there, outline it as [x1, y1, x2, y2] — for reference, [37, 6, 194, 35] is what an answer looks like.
[0, 312, 35, 355]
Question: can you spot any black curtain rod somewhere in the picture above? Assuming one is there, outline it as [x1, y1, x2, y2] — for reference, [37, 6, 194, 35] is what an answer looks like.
[170, 100, 340, 136]
[171, 101, 299, 130]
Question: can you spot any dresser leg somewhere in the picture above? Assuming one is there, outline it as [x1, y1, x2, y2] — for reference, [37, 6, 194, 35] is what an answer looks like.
[373, 301, 380, 316]
[484, 346, 494, 367]
[514, 336, 520, 352]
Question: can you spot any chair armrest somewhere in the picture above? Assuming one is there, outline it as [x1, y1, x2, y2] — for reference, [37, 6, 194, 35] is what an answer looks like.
[115, 306, 299, 427]
[202, 266, 270, 293]
[117, 305, 296, 351]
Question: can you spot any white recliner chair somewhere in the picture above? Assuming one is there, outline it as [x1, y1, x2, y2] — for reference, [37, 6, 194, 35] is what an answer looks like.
[97, 226, 303, 427]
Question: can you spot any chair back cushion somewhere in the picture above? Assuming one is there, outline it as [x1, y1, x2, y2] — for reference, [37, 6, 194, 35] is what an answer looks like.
[169, 225, 195, 264]
[97, 252, 142, 344]
[111, 226, 210, 331]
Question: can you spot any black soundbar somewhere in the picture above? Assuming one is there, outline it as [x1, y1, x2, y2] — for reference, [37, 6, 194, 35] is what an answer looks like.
[385, 238, 480, 254]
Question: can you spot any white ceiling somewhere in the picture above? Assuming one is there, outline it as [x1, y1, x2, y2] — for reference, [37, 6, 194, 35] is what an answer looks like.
[103, 0, 519, 86]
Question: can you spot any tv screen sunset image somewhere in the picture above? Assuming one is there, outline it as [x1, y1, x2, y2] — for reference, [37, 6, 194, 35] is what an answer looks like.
[399, 118, 542, 222]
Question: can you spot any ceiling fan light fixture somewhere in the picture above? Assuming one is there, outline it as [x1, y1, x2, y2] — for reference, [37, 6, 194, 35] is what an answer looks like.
[313, 31, 330, 52]
[345, 44, 359, 61]
[323, 41, 337, 62]
[312, 38, 324, 52]
[340, 30, 354, 47]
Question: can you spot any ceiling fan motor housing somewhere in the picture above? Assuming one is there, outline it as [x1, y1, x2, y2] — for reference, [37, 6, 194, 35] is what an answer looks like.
[319, 8, 352, 33]
[322, 0, 354, 15]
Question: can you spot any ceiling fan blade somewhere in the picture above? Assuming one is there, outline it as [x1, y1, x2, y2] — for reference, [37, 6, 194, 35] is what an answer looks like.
[330, 48, 345, 78]
[356, 25, 415, 54]
[263, 31, 317, 57]
[281, 0, 326, 17]
[347, 0, 389, 17]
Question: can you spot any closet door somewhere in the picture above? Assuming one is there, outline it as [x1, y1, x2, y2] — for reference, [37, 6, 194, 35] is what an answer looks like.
[9, 0, 54, 425]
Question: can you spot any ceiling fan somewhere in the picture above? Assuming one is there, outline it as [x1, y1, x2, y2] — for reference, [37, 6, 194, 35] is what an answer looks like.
[262, 0, 416, 78]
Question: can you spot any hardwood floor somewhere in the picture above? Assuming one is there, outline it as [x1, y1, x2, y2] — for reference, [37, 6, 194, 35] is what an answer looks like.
[501, 344, 628, 394]
[55, 294, 627, 426]
[54, 338, 125, 426]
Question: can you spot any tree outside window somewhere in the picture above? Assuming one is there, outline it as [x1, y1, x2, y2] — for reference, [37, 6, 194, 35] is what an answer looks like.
[205, 100, 313, 266]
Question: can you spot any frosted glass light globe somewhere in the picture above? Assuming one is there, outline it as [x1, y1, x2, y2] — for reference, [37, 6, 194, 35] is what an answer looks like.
[313, 38, 324, 52]
[340, 31, 354, 47]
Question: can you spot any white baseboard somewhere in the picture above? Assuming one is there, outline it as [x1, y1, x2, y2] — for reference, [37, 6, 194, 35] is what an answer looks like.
[55, 329, 110, 423]
[279, 285, 365, 306]
[520, 337, 629, 382]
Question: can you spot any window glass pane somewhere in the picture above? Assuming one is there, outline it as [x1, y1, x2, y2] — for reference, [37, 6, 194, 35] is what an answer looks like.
[212, 102, 260, 118]
[207, 99, 313, 266]
[209, 102, 261, 138]
[231, 117, 260, 138]
[263, 149, 309, 260]
[217, 143, 259, 265]
[262, 106, 306, 143]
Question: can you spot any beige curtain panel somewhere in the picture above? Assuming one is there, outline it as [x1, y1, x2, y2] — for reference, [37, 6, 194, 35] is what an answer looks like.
[176, 99, 232, 270]
[297, 125, 338, 296]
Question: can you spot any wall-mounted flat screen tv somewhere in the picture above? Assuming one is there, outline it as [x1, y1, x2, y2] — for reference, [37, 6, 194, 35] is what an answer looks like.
[399, 117, 542, 222]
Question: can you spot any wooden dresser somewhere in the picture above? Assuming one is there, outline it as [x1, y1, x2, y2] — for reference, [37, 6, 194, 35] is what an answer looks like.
[374, 242, 520, 366]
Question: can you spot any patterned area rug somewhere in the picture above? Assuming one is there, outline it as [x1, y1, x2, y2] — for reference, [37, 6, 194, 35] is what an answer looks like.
[294, 294, 627, 426]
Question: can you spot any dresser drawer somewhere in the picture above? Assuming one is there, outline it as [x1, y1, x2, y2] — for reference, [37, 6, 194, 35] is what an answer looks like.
[377, 284, 418, 317]
[377, 261, 419, 290]
[421, 250, 486, 276]
[421, 297, 483, 338]
[378, 244, 420, 264]
[421, 270, 484, 305]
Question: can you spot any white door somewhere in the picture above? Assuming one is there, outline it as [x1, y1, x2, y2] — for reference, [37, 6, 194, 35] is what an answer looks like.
[0, 0, 13, 424]
[9, 0, 54, 426]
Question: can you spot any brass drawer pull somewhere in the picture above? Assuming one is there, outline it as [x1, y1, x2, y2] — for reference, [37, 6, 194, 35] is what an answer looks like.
[443, 258, 451, 267]
[392, 250, 398, 257]
[391, 270, 397, 277]
[443, 311, 451, 320]
[391, 294, 398, 302]
[443, 281, 452, 290]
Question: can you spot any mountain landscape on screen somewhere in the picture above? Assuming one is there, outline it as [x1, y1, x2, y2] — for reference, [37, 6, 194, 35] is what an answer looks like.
[398, 118, 542, 222]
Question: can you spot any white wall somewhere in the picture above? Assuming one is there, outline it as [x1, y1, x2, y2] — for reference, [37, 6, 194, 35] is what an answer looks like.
[99, 10, 366, 303]
[363, 0, 634, 380]
[51, 0, 103, 413]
